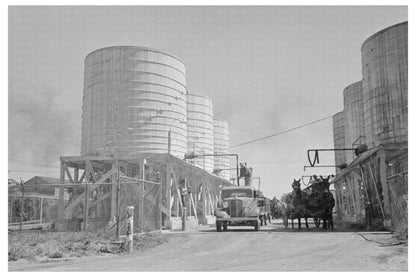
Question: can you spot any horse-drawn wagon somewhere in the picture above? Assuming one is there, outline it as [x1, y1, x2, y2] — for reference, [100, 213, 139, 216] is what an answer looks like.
[283, 176, 335, 229]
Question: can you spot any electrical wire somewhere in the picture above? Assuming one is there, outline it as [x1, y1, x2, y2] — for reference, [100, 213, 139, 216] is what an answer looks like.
[230, 115, 332, 148]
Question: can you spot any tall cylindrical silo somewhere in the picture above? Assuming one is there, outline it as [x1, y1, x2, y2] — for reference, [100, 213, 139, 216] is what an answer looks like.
[343, 80, 365, 163]
[332, 111, 347, 175]
[361, 21, 408, 148]
[81, 46, 187, 158]
[186, 94, 214, 172]
[213, 119, 230, 180]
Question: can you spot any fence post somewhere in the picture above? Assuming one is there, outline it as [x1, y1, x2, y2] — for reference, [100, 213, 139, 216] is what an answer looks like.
[182, 207, 187, 231]
[40, 196, 43, 224]
[9, 196, 13, 224]
[84, 182, 89, 231]
[20, 181, 24, 231]
[116, 162, 120, 237]
[125, 206, 134, 253]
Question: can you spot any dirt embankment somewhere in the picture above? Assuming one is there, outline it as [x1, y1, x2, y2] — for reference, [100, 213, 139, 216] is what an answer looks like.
[8, 230, 167, 263]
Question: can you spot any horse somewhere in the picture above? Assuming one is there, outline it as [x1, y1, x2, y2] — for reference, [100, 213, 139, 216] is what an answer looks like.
[289, 179, 310, 229]
[306, 175, 335, 230]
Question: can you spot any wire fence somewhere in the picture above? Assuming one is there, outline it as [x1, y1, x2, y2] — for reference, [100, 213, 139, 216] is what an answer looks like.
[8, 179, 162, 235]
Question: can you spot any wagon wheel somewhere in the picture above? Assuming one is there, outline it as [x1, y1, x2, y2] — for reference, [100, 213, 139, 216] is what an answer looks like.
[254, 219, 260, 231]
[216, 221, 222, 232]
[314, 217, 321, 228]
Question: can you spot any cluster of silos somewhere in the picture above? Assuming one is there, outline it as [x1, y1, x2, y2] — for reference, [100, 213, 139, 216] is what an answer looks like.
[81, 46, 188, 158]
[81, 45, 231, 179]
[332, 21, 407, 171]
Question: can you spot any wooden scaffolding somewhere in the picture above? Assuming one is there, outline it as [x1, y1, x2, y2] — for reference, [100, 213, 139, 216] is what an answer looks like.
[55, 153, 233, 232]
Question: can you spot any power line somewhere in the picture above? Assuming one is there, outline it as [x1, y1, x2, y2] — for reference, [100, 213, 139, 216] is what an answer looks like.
[230, 115, 332, 148]
[9, 169, 59, 173]
[8, 158, 60, 168]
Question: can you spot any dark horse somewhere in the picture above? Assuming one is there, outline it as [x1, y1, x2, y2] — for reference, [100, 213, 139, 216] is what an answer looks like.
[289, 176, 335, 230]
[289, 179, 310, 229]
[308, 175, 335, 229]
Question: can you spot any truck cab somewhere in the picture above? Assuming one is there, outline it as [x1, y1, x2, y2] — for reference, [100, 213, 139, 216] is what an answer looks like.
[214, 186, 262, 231]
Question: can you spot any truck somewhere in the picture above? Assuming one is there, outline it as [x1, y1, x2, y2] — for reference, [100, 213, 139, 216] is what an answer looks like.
[214, 186, 263, 231]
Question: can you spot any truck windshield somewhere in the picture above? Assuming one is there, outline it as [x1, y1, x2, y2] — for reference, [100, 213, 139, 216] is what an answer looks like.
[222, 189, 253, 198]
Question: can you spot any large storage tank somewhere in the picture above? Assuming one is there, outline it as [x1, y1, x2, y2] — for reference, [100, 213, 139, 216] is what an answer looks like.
[332, 111, 347, 175]
[81, 46, 187, 158]
[343, 81, 365, 163]
[213, 119, 230, 180]
[361, 22, 408, 148]
[186, 94, 214, 172]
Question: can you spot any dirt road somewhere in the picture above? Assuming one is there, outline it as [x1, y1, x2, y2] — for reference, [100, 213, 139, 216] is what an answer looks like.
[9, 221, 407, 271]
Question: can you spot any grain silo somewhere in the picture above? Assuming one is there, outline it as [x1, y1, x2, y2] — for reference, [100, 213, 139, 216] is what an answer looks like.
[213, 119, 230, 180]
[186, 94, 214, 172]
[81, 46, 187, 158]
[332, 111, 347, 175]
[361, 22, 408, 148]
[343, 81, 365, 163]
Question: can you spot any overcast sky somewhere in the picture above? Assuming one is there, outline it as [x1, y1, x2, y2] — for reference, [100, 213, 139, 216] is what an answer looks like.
[8, 6, 407, 197]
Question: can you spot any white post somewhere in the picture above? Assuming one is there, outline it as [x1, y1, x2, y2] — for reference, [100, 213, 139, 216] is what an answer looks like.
[40, 196, 43, 223]
[125, 206, 134, 253]
[9, 196, 13, 224]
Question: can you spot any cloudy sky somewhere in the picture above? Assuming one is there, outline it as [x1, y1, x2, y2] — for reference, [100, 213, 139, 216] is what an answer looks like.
[8, 6, 407, 197]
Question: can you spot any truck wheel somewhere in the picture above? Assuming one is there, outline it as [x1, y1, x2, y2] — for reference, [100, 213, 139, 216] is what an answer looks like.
[216, 221, 222, 232]
[222, 222, 228, 231]
[254, 219, 260, 231]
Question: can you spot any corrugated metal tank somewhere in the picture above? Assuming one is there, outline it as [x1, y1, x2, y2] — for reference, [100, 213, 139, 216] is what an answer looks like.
[332, 111, 347, 175]
[81, 46, 187, 158]
[186, 93, 214, 172]
[343, 81, 365, 163]
[213, 119, 230, 180]
[361, 21, 408, 148]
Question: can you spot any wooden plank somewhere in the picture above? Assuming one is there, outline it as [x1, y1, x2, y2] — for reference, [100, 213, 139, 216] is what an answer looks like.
[165, 155, 172, 221]
[64, 167, 115, 215]
[111, 161, 118, 221]
[58, 161, 65, 222]
[189, 193, 197, 219]
[208, 193, 214, 215]
[378, 149, 390, 218]
[71, 192, 111, 218]
[74, 167, 79, 183]
[79, 171, 85, 183]
[84, 161, 90, 231]
[64, 165, 74, 183]
[139, 159, 145, 233]
[177, 188, 183, 208]
[368, 162, 386, 219]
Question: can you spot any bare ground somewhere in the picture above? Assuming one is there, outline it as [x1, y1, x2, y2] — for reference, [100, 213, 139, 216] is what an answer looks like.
[9, 220, 407, 271]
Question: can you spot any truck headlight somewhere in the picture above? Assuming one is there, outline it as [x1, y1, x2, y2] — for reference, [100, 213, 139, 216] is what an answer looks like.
[222, 202, 229, 208]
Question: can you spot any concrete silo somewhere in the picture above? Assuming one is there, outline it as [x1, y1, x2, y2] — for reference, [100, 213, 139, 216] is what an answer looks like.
[81, 46, 187, 158]
[332, 111, 347, 175]
[213, 119, 230, 180]
[361, 22, 408, 148]
[186, 94, 214, 172]
[343, 81, 365, 163]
